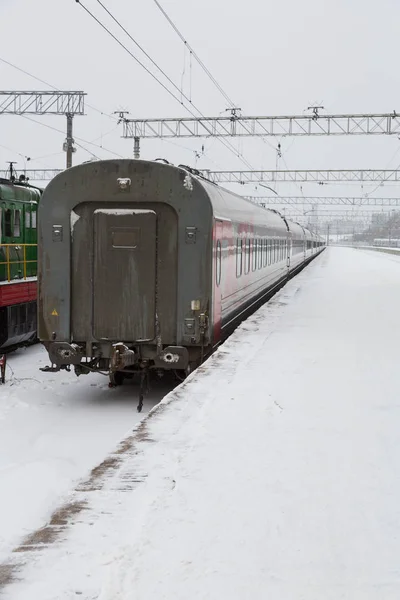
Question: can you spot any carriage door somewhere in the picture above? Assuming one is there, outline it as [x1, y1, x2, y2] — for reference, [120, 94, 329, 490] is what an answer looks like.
[212, 219, 224, 343]
[287, 237, 291, 270]
[93, 208, 157, 342]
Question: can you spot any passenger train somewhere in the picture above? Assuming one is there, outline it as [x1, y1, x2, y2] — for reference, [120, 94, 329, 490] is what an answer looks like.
[0, 176, 40, 351]
[38, 159, 325, 409]
[373, 238, 400, 248]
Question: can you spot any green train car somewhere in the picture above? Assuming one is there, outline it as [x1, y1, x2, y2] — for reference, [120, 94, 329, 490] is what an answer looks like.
[0, 177, 41, 350]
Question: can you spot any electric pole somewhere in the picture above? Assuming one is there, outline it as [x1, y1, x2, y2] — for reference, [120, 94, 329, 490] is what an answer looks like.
[0, 91, 85, 170]
[63, 113, 76, 169]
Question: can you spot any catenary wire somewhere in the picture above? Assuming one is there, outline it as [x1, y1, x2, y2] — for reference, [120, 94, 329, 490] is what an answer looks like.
[0, 56, 117, 122]
[76, 0, 257, 172]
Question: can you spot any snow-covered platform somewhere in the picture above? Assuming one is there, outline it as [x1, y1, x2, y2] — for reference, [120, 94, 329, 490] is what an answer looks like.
[362, 245, 400, 256]
[2, 246, 400, 600]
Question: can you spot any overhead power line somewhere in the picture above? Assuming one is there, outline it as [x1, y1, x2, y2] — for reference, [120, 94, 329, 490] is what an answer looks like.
[75, 0, 257, 171]
[21, 115, 124, 159]
[94, 0, 196, 108]
[150, 0, 277, 156]
[0, 55, 116, 121]
[152, 0, 236, 108]
[76, 1, 186, 109]
[90, 0, 257, 167]
[0, 56, 124, 160]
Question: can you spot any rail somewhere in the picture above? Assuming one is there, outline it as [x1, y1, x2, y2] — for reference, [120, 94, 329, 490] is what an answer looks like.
[0, 243, 37, 282]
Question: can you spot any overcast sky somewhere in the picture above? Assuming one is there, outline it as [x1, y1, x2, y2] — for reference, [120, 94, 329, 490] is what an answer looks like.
[1, 0, 400, 218]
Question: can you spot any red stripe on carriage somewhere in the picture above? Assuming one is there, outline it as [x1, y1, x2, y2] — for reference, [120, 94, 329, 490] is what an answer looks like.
[0, 280, 37, 307]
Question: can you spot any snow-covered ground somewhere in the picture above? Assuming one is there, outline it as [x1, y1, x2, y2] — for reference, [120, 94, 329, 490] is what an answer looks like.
[2, 246, 400, 599]
[0, 345, 173, 564]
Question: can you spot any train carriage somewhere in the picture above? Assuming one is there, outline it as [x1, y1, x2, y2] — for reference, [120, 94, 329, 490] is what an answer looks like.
[0, 178, 40, 350]
[38, 159, 325, 408]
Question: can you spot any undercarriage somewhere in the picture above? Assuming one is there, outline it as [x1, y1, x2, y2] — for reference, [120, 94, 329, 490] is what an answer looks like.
[41, 341, 202, 412]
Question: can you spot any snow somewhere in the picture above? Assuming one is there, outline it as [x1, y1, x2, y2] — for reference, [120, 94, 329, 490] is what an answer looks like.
[0, 276, 37, 286]
[0, 345, 173, 564]
[2, 247, 400, 599]
[70, 209, 80, 233]
[94, 209, 154, 215]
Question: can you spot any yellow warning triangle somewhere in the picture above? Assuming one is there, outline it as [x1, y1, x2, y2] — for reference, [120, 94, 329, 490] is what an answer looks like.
[51, 309, 58, 316]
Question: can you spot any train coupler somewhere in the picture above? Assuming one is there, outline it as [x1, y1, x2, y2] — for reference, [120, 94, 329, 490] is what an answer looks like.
[110, 343, 137, 371]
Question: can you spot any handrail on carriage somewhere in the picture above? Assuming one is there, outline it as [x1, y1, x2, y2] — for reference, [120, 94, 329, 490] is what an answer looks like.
[0, 243, 37, 282]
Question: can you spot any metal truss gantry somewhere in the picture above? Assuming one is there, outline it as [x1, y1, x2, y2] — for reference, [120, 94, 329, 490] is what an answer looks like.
[245, 196, 400, 206]
[0, 91, 85, 115]
[202, 169, 400, 184]
[282, 210, 393, 218]
[0, 168, 63, 181]
[123, 112, 400, 139]
[0, 91, 86, 168]
[2, 168, 400, 189]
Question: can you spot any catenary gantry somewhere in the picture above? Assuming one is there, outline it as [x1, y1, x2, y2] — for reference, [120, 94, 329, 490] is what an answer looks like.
[0, 91, 85, 115]
[1, 168, 400, 186]
[122, 112, 400, 138]
[246, 196, 400, 206]
[202, 169, 400, 184]
[0, 91, 85, 168]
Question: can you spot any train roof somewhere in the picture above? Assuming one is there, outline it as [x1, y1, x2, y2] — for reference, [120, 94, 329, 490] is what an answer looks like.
[43, 159, 323, 241]
[0, 179, 42, 203]
[185, 166, 319, 240]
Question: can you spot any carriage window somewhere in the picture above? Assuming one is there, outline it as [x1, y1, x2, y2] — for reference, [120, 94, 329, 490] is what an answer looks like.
[258, 240, 263, 269]
[4, 209, 12, 237]
[32, 211, 37, 229]
[216, 240, 222, 286]
[252, 239, 257, 271]
[25, 210, 31, 229]
[112, 230, 139, 248]
[244, 239, 250, 274]
[14, 210, 21, 237]
[236, 238, 243, 277]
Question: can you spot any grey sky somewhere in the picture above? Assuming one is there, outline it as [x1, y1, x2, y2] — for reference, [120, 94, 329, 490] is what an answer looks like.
[1, 0, 399, 212]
